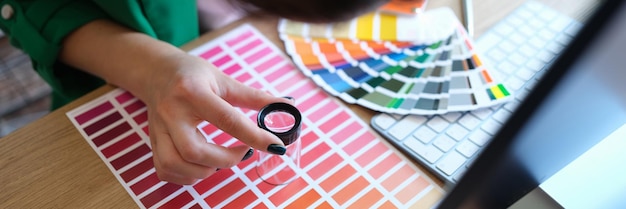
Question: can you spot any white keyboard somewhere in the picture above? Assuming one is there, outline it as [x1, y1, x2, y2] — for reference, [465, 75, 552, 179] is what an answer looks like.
[371, 1, 582, 184]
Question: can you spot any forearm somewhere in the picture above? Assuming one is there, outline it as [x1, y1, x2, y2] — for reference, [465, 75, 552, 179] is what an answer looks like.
[59, 19, 187, 101]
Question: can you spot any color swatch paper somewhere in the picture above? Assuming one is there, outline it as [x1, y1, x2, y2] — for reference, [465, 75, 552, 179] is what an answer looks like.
[279, 7, 512, 115]
[66, 24, 444, 209]
[278, 8, 457, 43]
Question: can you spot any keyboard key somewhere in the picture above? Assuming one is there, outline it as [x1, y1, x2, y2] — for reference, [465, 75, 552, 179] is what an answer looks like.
[457, 140, 480, 158]
[427, 116, 450, 133]
[404, 139, 443, 164]
[537, 50, 556, 63]
[508, 53, 527, 66]
[469, 129, 491, 146]
[534, 67, 548, 79]
[487, 48, 507, 62]
[518, 45, 537, 58]
[549, 16, 573, 32]
[539, 29, 557, 41]
[441, 112, 463, 123]
[565, 22, 582, 36]
[555, 33, 572, 45]
[373, 114, 396, 130]
[388, 115, 427, 140]
[497, 61, 517, 75]
[506, 77, 525, 91]
[389, 113, 405, 120]
[458, 113, 481, 130]
[481, 119, 502, 135]
[498, 40, 517, 53]
[529, 37, 547, 49]
[475, 32, 502, 52]
[509, 33, 527, 45]
[528, 18, 546, 30]
[489, 70, 506, 82]
[490, 104, 505, 112]
[518, 25, 535, 37]
[453, 166, 468, 182]
[546, 42, 564, 54]
[526, 59, 545, 72]
[413, 126, 437, 144]
[466, 155, 477, 169]
[504, 100, 520, 112]
[492, 109, 512, 123]
[515, 68, 535, 81]
[481, 57, 495, 68]
[446, 124, 470, 141]
[516, 89, 530, 100]
[434, 135, 456, 152]
[436, 151, 466, 176]
[471, 108, 493, 120]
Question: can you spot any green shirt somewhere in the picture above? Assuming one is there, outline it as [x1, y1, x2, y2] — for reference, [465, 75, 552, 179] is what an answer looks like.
[0, 0, 199, 109]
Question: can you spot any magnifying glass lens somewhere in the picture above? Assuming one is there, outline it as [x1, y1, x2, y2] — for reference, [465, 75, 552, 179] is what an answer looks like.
[263, 110, 295, 133]
[257, 102, 302, 185]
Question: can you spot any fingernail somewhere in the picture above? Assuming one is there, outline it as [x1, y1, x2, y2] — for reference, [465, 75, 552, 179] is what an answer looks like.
[267, 144, 286, 155]
[241, 148, 254, 161]
[282, 96, 295, 101]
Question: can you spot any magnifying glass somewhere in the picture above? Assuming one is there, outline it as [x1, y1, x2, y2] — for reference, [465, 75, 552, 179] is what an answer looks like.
[256, 102, 302, 185]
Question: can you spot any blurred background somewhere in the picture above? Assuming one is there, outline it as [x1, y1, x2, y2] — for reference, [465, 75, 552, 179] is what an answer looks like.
[0, 33, 51, 137]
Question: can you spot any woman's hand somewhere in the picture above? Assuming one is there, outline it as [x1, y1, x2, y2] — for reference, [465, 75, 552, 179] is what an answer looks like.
[60, 19, 291, 185]
[141, 53, 291, 185]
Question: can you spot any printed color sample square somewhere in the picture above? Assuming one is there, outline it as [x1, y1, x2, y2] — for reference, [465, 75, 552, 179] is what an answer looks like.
[66, 24, 444, 209]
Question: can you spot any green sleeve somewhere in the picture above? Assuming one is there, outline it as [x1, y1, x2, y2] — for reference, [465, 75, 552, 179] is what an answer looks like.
[0, 0, 199, 109]
[0, 0, 109, 67]
[0, 0, 110, 109]
[92, 0, 199, 47]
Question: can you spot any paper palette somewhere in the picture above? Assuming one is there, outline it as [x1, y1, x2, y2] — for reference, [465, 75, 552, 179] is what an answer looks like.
[279, 8, 512, 115]
[66, 24, 444, 209]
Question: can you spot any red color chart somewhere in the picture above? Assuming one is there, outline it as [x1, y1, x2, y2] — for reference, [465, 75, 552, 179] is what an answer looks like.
[66, 24, 444, 209]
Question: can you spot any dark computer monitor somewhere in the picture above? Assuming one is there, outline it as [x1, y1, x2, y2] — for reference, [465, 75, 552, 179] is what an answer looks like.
[437, 0, 626, 208]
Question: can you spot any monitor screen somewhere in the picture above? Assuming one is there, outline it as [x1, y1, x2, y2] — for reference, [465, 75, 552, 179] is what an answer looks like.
[540, 123, 626, 209]
[437, 0, 626, 208]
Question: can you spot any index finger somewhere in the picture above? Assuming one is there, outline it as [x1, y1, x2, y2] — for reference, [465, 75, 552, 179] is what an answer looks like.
[193, 92, 287, 155]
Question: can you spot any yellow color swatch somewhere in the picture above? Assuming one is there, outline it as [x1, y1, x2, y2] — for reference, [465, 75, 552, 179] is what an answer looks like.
[379, 14, 398, 40]
[490, 85, 505, 99]
[356, 13, 375, 40]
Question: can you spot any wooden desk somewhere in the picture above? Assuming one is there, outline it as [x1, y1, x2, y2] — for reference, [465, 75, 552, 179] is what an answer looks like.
[0, 0, 597, 207]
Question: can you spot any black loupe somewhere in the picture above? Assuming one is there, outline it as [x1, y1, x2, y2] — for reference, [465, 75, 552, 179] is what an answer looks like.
[257, 102, 302, 145]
